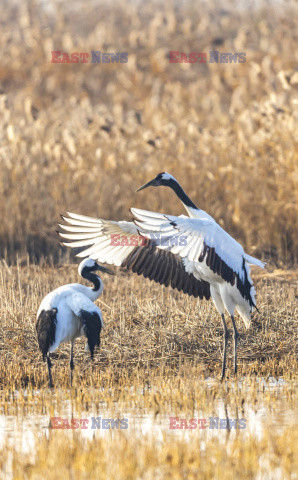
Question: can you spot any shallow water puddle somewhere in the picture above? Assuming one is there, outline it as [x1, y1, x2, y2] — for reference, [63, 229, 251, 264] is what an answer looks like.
[0, 377, 295, 454]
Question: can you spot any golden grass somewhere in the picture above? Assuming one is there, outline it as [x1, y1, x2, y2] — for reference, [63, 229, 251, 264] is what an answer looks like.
[0, 0, 297, 264]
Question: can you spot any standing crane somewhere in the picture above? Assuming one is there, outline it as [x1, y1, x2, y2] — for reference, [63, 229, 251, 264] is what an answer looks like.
[36, 258, 113, 388]
[58, 173, 265, 379]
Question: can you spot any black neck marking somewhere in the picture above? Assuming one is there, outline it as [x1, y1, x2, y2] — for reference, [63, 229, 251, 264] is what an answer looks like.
[82, 270, 101, 292]
[167, 179, 198, 210]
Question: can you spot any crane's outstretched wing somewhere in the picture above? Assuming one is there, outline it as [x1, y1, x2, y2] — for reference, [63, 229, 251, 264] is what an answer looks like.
[132, 208, 245, 280]
[58, 213, 211, 300]
[131, 208, 265, 307]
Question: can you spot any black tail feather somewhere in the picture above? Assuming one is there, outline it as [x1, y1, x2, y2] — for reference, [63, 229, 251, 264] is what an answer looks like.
[80, 310, 102, 359]
[36, 309, 57, 360]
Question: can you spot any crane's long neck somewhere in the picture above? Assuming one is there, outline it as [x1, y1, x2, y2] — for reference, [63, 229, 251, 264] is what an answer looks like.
[82, 271, 103, 300]
[168, 179, 199, 218]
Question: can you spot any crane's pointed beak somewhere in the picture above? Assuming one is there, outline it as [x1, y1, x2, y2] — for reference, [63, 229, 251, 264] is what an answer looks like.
[136, 178, 155, 192]
[97, 265, 114, 275]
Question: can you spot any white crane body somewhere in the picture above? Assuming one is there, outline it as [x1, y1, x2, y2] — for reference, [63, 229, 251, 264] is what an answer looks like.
[36, 258, 112, 387]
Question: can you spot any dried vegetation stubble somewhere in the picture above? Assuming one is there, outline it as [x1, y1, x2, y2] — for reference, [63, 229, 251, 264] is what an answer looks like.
[0, 0, 297, 263]
[0, 262, 296, 387]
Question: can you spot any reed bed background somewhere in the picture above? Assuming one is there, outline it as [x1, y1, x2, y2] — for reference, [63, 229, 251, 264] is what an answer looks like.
[0, 0, 297, 264]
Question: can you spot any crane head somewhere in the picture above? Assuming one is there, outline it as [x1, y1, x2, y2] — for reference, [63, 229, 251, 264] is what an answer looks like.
[136, 172, 176, 192]
[78, 258, 114, 276]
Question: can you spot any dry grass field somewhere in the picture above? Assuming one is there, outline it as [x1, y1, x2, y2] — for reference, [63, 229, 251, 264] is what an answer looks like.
[0, 0, 297, 478]
[0, 262, 297, 478]
[0, 262, 297, 387]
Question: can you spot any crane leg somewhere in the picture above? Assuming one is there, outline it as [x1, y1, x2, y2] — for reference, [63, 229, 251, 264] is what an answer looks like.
[230, 315, 239, 375]
[47, 354, 54, 388]
[70, 342, 74, 387]
[220, 314, 229, 381]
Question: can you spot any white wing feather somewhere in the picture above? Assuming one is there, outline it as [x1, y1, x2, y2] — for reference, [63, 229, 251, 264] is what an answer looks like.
[59, 213, 144, 266]
[131, 208, 247, 280]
